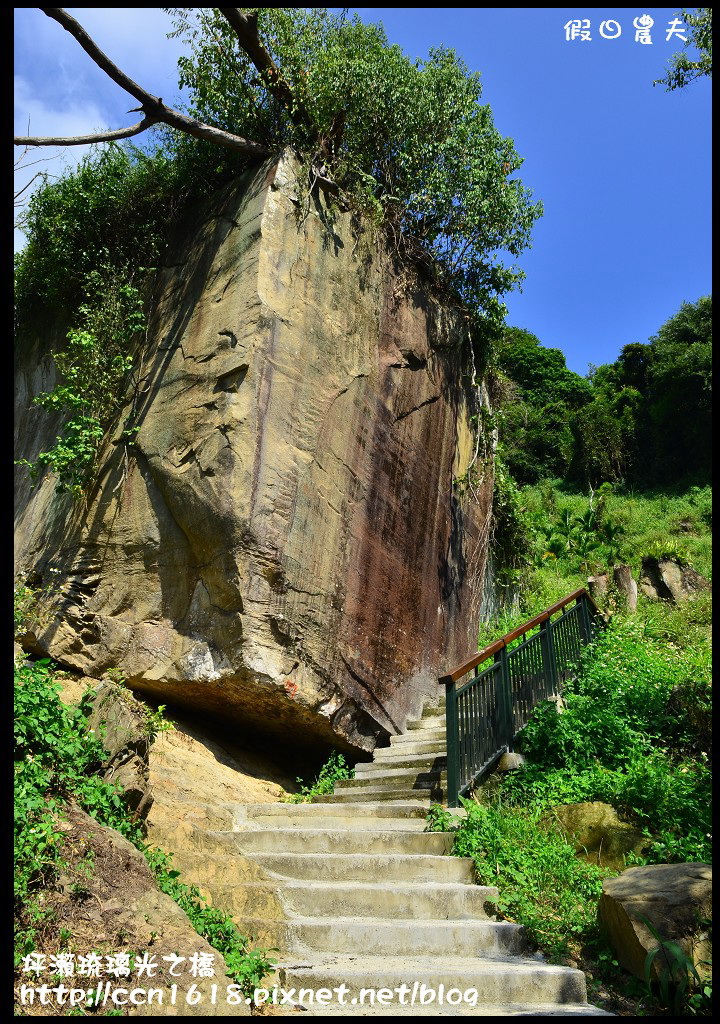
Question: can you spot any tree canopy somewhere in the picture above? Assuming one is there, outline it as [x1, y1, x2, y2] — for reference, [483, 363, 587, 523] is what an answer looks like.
[654, 8, 712, 90]
[15, 8, 543, 496]
[496, 298, 712, 489]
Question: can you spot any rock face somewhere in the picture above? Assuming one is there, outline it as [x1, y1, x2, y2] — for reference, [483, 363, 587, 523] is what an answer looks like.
[639, 556, 711, 603]
[599, 862, 712, 981]
[14, 153, 492, 755]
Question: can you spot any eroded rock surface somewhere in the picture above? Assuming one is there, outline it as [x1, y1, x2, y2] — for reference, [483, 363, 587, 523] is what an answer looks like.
[21, 805, 252, 1016]
[15, 153, 492, 755]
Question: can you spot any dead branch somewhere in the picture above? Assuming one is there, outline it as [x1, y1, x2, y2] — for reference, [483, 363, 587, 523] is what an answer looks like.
[14, 9, 269, 158]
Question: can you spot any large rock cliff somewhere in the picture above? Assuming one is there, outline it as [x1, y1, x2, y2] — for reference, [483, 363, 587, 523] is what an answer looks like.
[15, 153, 493, 754]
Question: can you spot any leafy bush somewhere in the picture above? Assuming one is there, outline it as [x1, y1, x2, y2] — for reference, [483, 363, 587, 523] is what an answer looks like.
[285, 751, 354, 803]
[14, 657, 274, 990]
[500, 618, 711, 863]
[14, 658, 134, 963]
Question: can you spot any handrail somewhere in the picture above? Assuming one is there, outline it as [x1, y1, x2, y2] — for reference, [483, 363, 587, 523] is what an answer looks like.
[439, 587, 601, 806]
[439, 587, 599, 685]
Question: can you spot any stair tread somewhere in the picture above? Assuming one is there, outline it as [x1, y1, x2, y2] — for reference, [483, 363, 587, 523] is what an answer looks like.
[276, 952, 582, 974]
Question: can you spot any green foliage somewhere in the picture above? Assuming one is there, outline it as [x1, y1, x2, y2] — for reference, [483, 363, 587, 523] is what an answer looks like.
[654, 8, 712, 90]
[495, 328, 591, 485]
[14, 657, 273, 991]
[434, 798, 606, 959]
[641, 915, 712, 1016]
[496, 298, 711, 489]
[15, 145, 186, 322]
[14, 582, 36, 633]
[14, 146, 170, 497]
[500, 617, 711, 863]
[14, 658, 137, 963]
[144, 847, 276, 994]
[284, 751, 353, 803]
[489, 457, 535, 598]
[424, 803, 461, 832]
[20, 272, 146, 495]
[167, 7, 542, 334]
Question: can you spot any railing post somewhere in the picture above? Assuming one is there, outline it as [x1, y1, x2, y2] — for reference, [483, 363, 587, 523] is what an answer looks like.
[539, 617, 558, 697]
[577, 594, 592, 644]
[445, 678, 460, 808]
[495, 646, 514, 753]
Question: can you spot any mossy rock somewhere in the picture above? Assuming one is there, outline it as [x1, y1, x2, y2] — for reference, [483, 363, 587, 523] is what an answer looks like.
[544, 801, 649, 871]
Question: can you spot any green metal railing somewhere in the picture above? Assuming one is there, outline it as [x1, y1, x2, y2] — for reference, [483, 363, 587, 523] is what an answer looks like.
[439, 588, 601, 807]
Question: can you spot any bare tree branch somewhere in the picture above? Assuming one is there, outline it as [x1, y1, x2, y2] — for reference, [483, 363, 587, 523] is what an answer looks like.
[218, 8, 311, 130]
[15, 117, 158, 148]
[14, 8, 269, 158]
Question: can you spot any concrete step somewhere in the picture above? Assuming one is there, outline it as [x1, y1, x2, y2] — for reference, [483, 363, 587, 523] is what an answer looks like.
[232, 802, 430, 831]
[336, 768, 447, 790]
[215, 827, 454, 856]
[213, 880, 499, 921]
[420, 699, 445, 717]
[248, 852, 476, 884]
[286, 1002, 614, 1016]
[275, 954, 588, 1005]
[355, 752, 447, 773]
[315, 784, 446, 803]
[231, 917, 525, 958]
[407, 715, 447, 732]
[386, 734, 447, 754]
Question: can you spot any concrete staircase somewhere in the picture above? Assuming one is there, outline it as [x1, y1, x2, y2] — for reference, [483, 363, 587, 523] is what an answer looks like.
[150, 698, 612, 1015]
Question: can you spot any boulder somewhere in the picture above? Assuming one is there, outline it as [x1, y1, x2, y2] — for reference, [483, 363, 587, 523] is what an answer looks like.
[496, 751, 527, 772]
[598, 862, 712, 981]
[547, 802, 649, 871]
[87, 681, 154, 819]
[14, 152, 492, 756]
[639, 557, 711, 603]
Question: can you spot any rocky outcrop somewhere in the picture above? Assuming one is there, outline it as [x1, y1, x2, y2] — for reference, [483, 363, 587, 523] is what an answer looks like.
[87, 681, 154, 819]
[639, 556, 711, 603]
[546, 802, 648, 871]
[14, 152, 492, 755]
[598, 862, 712, 981]
[26, 805, 252, 1016]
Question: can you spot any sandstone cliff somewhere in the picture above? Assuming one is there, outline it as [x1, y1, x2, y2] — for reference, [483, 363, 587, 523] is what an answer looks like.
[15, 152, 493, 754]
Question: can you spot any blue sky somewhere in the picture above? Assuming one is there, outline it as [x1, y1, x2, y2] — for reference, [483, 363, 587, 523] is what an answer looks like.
[14, 8, 711, 374]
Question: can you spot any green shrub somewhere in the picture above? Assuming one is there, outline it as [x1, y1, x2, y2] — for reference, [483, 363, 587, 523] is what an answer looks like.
[500, 617, 711, 863]
[285, 751, 353, 803]
[14, 657, 274, 990]
[14, 658, 134, 964]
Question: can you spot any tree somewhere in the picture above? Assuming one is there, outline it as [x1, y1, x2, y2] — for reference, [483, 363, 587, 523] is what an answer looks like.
[15, 8, 541, 336]
[495, 328, 592, 484]
[645, 296, 712, 482]
[654, 8, 712, 90]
